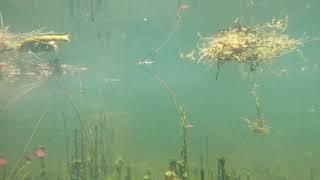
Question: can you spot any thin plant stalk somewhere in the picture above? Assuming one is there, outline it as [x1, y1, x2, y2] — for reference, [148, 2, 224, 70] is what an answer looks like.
[200, 153, 204, 180]
[2, 166, 6, 180]
[145, 66, 189, 179]
[7, 108, 48, 179]
[94, 125, 99, 178]
[206, 135, 209, 177]
[62, 114, 71, 177]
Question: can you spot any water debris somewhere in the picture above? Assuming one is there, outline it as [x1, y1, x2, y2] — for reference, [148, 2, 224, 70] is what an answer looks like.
[180, 50, 195, 61]
[272, 66, 289, 76]
[300, 65, 308, 72]
[0, 28, 70, 54]
[60, 63, 88, 74]
[0, 61, 87, 83]
[196, 16, 304, 72]
[104, 77, 121, 83]
[184, 124, 193, 129]
[0, 15, 74, 90]
[15, 33, 70, 53]
[0, 14, 71, 78]
[136, 59, 155, 65]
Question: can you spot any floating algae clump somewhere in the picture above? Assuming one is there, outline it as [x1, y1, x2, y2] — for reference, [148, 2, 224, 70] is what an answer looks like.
[0, 14, 69, 54]
[198, 16, 303, 71]
[0, 30, 70, 54]
[0, 24, 17, 53]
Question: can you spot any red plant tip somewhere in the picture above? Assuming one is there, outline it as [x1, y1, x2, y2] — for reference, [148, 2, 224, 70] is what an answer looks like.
[34, 147, 47, 158]
[0, 157, 7, 167]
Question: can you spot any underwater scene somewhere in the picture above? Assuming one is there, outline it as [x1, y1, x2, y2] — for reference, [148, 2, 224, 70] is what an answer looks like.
[0, 0, 320, 179]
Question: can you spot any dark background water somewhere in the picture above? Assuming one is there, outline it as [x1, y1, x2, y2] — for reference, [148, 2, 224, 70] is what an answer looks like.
[0, 0, 320, 178]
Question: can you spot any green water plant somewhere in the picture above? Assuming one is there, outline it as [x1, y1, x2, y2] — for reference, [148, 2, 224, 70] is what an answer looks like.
[0, 155, 7, 180]
[33, 146, 48, 180]
[200, 154, 205, 180]
[71, 129, 81, 180]
[115, 156, 124, 180]
[124, 166, 131, 180]
[241, 83, 271, 135]
[143, 169, 152, 180]
[217, 158, 229, 180]
[197, 17, 304, 72]
[144, 67, 190, 180]
[164, 160, 178, 180]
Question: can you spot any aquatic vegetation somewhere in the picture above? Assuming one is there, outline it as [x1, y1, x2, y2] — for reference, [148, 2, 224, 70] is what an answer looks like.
[0, 60, 87, 117]
[34, 146, 48, 158]
[34, 146, 48, 179]
[139, 1, 188, 64]
[198, 16, 295, 62]
[146, 67, 190, 180]
[0, 80, 43, 113]
[15, 33, 70, 53]
[143, 169, 152, 180]
[0, 25, 15, 54]
[241, 117, 271, 135]
[0, 13, 69, 54]
[165, 160, 179, 180]
[0, 61, 84, 83]
[7, 109, 48, 179]
[196, 16, 306, 73]
[115, 156, 124, 180]
[0, 14, 74, 84]
[0, 1, 319, 179]
[217, 158, 228, 180]
[0, 26, 59, 54]
[0, 155, 7, 167]
[242, 83, 271, 135]
[0, 155, 7, 179]
[60, 112, 118, 180]
[15, 158, 32, 179]
[179, 50, 195, 61]
[0, 14, 84, 115]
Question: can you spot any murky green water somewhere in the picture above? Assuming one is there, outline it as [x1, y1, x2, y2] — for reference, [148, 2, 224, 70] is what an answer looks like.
[0, 0, 319, 179]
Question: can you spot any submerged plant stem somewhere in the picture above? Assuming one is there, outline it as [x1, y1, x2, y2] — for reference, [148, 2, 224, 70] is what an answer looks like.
[7, 108, 48, 179]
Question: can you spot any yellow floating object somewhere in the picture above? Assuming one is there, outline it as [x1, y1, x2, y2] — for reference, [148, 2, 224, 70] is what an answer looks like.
[20, 34, 70, 44]
[15, 33, 70, 52]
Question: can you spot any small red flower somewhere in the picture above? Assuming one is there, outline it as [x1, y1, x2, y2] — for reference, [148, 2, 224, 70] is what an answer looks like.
[34, 147, 47, 158]
[0, 156, 7, 167]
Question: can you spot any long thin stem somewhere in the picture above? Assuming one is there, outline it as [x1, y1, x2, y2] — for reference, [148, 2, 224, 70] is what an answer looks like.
[62, 113, 71, 177]
[141, 0, 182, 61]
[7, 108, 48, 179]
[206, 135, 209, 177]
[2, 166, 6, 180]
[145, 66, 189, 179]
[0, 11, 4, 29]
[1, 81, 43, 112]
